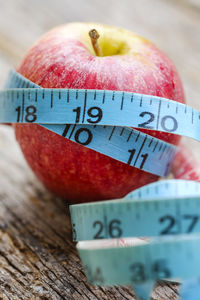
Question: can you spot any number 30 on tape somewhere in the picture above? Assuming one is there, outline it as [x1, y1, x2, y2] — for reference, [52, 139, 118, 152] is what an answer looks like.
[2, 69, 200, 300]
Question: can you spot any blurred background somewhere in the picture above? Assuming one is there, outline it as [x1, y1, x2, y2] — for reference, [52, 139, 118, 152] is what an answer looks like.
[0, 0, 200, 156]
[0, 0, 200, 103]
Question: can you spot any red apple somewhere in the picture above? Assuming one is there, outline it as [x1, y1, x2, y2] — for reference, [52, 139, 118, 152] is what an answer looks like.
[13, 22, 185, 203]
[172, 143, 200, 181]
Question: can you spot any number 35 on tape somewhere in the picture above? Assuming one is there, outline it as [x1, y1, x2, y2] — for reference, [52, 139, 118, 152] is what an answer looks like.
[3, 69, 200, 300]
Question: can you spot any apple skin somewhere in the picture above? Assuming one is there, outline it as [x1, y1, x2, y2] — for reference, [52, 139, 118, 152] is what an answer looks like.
[14, 22, 185, 203]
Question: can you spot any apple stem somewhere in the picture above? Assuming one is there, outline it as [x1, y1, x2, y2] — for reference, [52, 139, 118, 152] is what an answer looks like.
[89, 29, 103, 57]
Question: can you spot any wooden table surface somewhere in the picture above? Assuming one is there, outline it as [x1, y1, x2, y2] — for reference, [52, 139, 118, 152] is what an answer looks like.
[0, 0, 200, 299]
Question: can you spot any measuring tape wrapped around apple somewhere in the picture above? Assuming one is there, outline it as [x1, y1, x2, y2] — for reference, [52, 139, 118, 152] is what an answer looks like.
[2, 69, 200, 300]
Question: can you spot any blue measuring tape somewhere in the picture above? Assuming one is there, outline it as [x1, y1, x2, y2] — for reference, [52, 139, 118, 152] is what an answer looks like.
[3, 69, 200, 300]
[2, 69, 179, 177]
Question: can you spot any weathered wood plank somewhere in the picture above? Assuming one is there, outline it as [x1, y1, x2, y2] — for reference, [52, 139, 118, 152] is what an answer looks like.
[0, 0, 199, 298]
[0, 126, 138, 300]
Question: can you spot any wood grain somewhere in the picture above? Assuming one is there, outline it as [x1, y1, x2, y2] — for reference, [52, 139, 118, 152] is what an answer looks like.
[0, 0, 199, 299]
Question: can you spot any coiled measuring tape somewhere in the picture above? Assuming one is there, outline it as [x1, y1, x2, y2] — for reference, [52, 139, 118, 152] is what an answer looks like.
[3, 69, 179, 177]
[3, 69, 200, 300]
